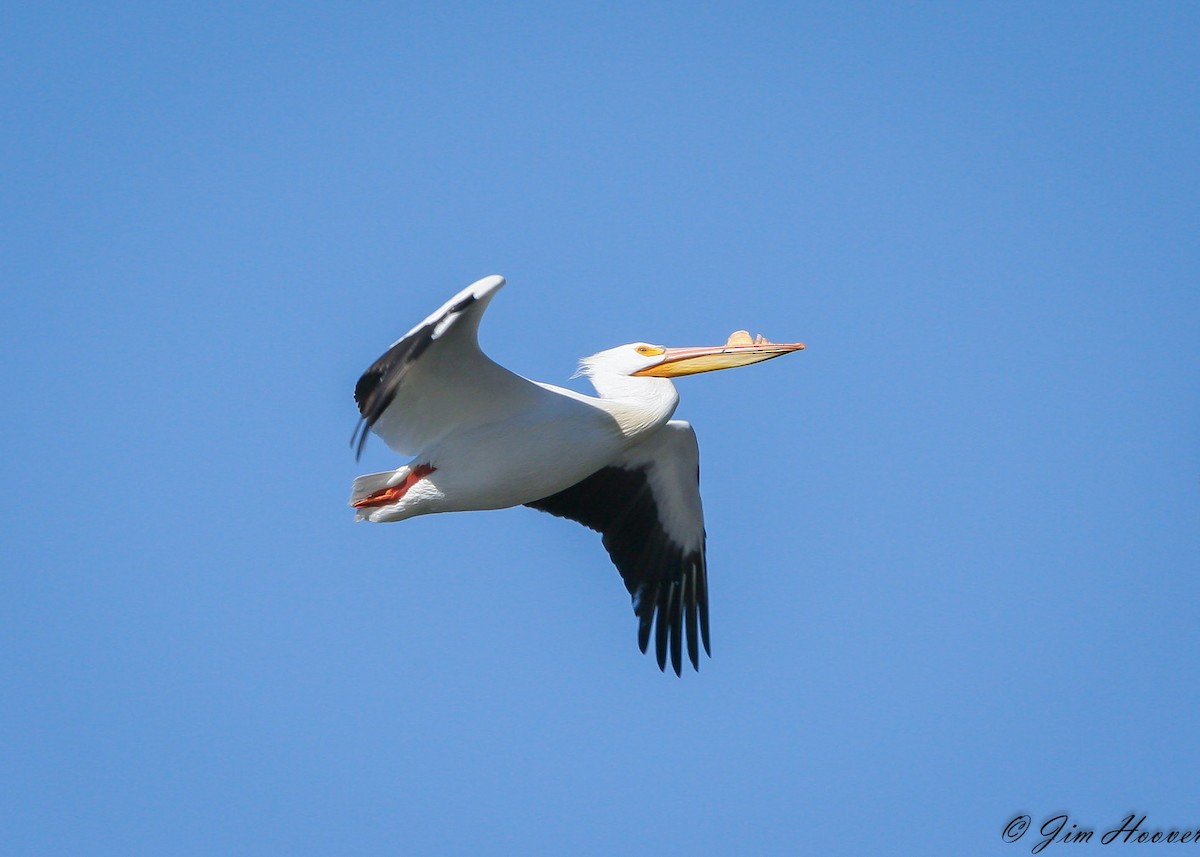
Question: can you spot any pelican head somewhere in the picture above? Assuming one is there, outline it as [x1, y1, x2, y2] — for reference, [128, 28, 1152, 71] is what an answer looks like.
[581, 332, 804, 381]
[630, 330, 806, 378]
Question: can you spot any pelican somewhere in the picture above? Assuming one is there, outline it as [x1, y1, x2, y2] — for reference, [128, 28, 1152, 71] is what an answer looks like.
[349, 275, 804, 674]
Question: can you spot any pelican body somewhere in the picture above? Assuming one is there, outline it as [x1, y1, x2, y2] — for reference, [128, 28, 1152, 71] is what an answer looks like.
[349, 275, 804, 674]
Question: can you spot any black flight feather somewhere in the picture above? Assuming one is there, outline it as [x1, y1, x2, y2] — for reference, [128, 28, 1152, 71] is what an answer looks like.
[525, 463, 709, 675]
[350, 292, 478, 460]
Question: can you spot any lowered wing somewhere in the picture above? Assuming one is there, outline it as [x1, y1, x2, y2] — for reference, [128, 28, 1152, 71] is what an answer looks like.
[525, 420, 710, 675]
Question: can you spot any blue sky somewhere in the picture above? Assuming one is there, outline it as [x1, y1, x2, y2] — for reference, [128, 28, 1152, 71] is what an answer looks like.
[3, 3, 1198, 855]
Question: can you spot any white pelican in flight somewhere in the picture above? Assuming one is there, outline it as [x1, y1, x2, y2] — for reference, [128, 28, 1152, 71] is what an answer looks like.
[349, 275, 804, 675]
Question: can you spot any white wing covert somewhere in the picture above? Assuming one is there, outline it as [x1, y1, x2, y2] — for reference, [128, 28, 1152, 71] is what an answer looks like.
[352, 276, 546, 459]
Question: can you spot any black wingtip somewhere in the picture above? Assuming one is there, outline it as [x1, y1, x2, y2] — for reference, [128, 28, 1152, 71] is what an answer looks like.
[350, 419, 369, 461]
[655, 594, 670, 672]
[685, 576, 700, 671]
[636, 583, 655, 654]
[667, 585, 682, 677]
[696, 554, 711, 657]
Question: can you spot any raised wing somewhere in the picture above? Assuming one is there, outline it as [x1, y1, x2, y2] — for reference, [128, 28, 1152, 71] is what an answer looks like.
[352, 275, 546, 459]
[525, 421, 710, 675]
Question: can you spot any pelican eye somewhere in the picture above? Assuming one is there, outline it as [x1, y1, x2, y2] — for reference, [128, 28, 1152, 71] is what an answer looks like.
[636, 345, 665, 356]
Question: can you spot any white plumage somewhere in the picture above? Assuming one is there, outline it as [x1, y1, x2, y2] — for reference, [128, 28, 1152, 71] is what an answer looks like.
[349, 275, 804, 674]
